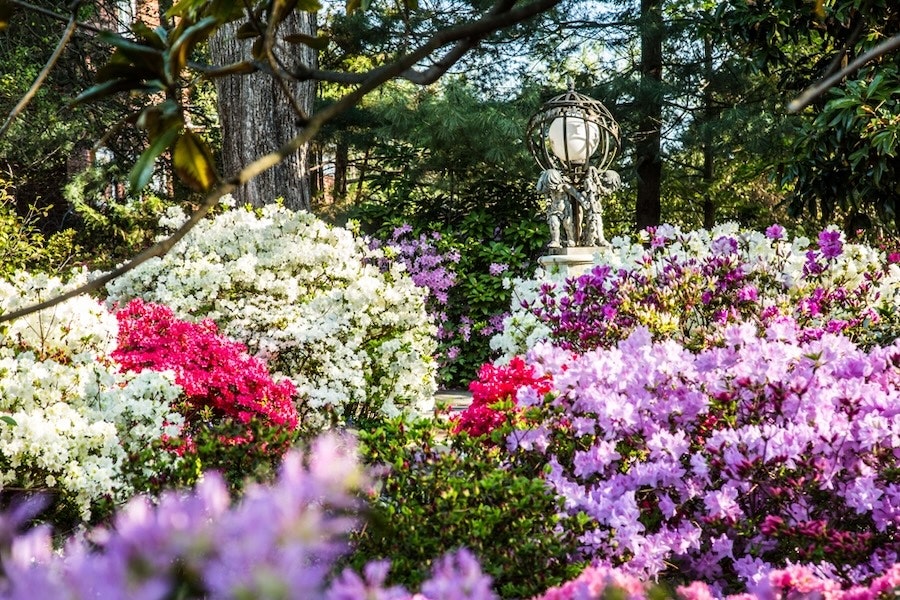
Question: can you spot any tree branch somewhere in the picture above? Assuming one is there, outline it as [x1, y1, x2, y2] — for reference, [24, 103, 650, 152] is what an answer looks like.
[290, 0, 562, 85]
[0, 0, 563, 324]
[788, 32, 900, 113]
[0, 0, 81, 141]
[8, 0, 103, 34]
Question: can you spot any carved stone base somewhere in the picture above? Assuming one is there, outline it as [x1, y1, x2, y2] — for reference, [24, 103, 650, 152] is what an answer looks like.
[538, 246, 598, 278]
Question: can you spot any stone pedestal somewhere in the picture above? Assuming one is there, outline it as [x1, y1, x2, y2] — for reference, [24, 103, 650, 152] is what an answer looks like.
[538, 246, 598, 278]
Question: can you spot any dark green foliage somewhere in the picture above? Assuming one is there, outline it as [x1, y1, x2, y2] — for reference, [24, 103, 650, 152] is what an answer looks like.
[62, 164, 173, 269]
[721, 0, 900, 231]
[784, 63, 900, 230]
[349, 415, 586, 599]
[0, 184, 80, 278]
[353, 179, 547, 387]
[143, 414, 296, 495]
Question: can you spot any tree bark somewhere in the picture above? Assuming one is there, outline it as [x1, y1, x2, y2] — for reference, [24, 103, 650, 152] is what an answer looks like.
[702, 34, 716, 230]
[208, 12, 317, 211]
[635, 0, 663, 232]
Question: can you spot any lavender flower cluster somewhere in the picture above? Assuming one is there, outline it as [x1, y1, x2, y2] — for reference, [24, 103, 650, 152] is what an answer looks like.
[0, 434, 497, 600]
[507, 320, 899, 595]
[369, 224, 510, 380]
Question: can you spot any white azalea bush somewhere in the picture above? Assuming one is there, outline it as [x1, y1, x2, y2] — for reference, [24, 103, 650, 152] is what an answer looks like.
[0, 272, 184, 522]
[492, 222, 900, 358]
[105, 203, 437, 429]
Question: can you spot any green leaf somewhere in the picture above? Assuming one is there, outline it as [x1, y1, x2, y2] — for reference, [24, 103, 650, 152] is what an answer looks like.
[173, 130, 218, 191]
[282, 32, 329, 50]
[97, 32, 164, 74]
[251, 37, 266, 60]
[235, 21, 262, 40]
[130, 125, 181, 192]
[166, 16, 219, 83]
[71, 79, 145, 106]
[0, 0, 13, 33]
[0, 415, 15, 427]
[295, 0, 323, 11]
[132, 21, 166, 49]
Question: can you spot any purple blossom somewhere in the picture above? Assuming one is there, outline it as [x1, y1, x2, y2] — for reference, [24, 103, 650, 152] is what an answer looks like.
[488, 263, 508, 276]
[504, 323, 900, 590]
[765, 224, 785, 240]
[818, 229, 844, 259]
[419, 549, 498, 600]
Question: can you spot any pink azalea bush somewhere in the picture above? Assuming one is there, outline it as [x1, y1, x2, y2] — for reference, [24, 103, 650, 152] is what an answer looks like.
[535, 563, 900, 600]
[500, 322, 899, 594]
[453, 356, 552, 438]
[113, 298, 299, 485]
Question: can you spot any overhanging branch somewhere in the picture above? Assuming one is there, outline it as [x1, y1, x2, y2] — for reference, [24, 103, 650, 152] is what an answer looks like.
[0, 0, 563, 323]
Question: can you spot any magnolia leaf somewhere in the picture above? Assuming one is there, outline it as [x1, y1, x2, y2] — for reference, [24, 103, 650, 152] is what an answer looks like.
[295, 0, 322, 11]
[130, 125, 181, 192]
[96, 56, 155, 83]
[166, 16, 219, 82]
[235, 21, 262, 39]
[132, 21, 166, 49]
[346, 0, 360, 14]
[173, 130, 218, 192]
[0, 416, 15, 427]
[71, 78, 144, 106]
[0, 0, 13, 33]
[98, 32, 164, 74]
[251, 37, 266, 60]
[403, 0, 418, 10]
[271, 0, 298, 25]
[167, 0, 243, 22]
[282, 32, 328, 50]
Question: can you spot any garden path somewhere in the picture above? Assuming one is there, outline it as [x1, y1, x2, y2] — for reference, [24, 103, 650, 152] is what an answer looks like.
[434, 389, 472, 413]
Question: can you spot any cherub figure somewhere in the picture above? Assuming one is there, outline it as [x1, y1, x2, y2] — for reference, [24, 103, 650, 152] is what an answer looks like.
[579, 167, 621, 247]
[537, 169, 579, 248]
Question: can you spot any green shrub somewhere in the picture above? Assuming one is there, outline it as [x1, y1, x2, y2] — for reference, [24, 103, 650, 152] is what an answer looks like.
[349, 414, 586, 599]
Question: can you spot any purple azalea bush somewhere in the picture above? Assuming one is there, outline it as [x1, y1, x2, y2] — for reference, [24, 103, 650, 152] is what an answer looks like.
[0, 434, 498, 600]
[503, 224, 900, 358]
[504, 321, 899, 595]
[367, 223, 515, 385]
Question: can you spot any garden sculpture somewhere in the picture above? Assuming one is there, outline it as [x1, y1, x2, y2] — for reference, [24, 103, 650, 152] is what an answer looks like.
[536, 168, 581, 248]
[578, 167, 621, 247]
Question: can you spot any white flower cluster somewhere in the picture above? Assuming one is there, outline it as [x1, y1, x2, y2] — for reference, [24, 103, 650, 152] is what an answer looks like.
[105, 203, 437, 427]
[491, 223, 900, 359]
[0, 272, 184, 520]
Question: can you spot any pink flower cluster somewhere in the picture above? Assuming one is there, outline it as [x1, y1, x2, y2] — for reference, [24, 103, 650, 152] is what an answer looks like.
[453, 356, 552, 438]
[113, 298, 298, 451]
[534, 563, 900, 600]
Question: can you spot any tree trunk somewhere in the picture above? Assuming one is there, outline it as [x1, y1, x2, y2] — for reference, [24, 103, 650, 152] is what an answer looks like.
[635, 0, 663, 232]
[702, 34, 716, 230]
[334, 140, 348, 198]
[208, 12, 317, 211]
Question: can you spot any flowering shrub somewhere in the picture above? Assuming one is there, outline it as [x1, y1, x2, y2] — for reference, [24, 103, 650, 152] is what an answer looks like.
[535, 563, 900, 600]
[503, 324, 900, 593]
[493, 223, 900, 358]
[0, 434, 499, 600]
[350, 416, 584, 598]
[113, 298, 299, 487]
[363, 210, 545, 388]
[104, 203, 437, 429]
[453, 356, 552, 439]
[0, 272, 184, 522]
